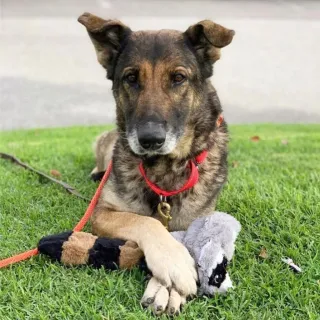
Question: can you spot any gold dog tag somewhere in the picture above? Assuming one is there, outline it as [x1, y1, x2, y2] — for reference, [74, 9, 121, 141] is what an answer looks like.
[157, 201, 172, 229]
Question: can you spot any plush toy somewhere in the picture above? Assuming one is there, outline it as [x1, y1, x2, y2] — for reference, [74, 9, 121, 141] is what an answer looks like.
[171, 212, 241, 295]
[38, 212, 241, 296]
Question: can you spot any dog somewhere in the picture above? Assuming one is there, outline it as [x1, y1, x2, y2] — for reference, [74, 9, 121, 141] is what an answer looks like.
[78, 12, 234, 315]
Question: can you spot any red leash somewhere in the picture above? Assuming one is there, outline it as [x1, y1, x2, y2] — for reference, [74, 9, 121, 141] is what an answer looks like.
[0, 152, 207, 268]
[0, 161, 113, 269]
[0, 151, 206, 268]
[0, 115, 224, 269]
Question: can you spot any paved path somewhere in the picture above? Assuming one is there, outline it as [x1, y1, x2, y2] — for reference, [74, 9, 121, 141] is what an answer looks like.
[1, 0, 319, 130]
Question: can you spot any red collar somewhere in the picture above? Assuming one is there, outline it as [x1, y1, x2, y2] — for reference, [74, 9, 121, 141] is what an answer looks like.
[138, 150, 208, 198]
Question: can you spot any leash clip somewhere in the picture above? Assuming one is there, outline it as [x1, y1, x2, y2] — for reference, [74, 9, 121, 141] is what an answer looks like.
[157, 195, 172, 229]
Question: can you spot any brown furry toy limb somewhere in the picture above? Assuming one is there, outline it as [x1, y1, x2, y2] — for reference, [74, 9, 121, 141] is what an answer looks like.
[38, 231, 145, 270]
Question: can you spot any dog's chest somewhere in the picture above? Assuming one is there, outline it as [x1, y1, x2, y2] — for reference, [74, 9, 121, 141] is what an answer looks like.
[100, 164, 217, 231]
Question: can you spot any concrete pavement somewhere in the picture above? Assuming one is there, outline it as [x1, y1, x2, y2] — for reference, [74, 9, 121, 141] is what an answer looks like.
[1, 0, 320, 130]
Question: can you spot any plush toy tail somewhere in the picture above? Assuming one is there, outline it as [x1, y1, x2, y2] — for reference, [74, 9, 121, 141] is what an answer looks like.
[38, 231, 145, 270]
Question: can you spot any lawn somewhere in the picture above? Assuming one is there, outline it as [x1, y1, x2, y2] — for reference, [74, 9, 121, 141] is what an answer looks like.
[0, 124, 319, 320]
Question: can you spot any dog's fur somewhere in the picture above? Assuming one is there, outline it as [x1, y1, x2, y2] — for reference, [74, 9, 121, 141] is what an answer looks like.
[78, 12, 234, 306]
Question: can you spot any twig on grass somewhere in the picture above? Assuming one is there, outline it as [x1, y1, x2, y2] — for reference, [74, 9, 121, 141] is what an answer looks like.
[0, 152, 90, 202]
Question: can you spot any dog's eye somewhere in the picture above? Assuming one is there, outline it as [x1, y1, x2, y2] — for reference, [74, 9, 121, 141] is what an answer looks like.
[172, 73, 186, 85]
[126, 74, 138, 85]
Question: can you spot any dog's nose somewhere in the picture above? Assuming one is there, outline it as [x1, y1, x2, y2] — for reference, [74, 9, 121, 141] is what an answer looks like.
[137, 122, 166, 150]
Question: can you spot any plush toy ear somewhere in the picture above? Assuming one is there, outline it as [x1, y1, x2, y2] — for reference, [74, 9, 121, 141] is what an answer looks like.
[184, 20, 235, 77]
[78, 12, 132, 79]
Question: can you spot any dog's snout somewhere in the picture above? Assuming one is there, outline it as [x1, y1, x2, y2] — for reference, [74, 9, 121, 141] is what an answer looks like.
[137, 122, 166, 150]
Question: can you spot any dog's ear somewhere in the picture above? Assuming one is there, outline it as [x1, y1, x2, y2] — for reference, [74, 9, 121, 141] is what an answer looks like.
[78, 12, 131, 79]
[184, 20, 235, 76]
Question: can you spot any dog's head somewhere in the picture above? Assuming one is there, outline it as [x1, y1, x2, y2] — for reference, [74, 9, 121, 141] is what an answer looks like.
[79, 13, 234, 157]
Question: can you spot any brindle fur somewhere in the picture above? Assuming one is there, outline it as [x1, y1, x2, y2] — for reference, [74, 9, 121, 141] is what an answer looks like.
[95, 92, 228, 231]
[78, 12, 234, 309]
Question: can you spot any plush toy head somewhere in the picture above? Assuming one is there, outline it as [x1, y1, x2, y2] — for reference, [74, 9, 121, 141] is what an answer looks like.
[197, 241, 232, 295]
[175, 212, 241, 296]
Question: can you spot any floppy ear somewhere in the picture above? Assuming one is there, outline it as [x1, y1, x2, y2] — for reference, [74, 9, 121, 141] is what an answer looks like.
[184, 20, 235, 77]
[78, 12, 131, 79]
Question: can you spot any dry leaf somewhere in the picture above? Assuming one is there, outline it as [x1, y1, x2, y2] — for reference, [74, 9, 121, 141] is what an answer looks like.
[259, 247, 268, 259]
[50, 169, 61, 178]
[250, 136, 260, 142]
[281, 139, 288, 145]
[232, 161, 239, 168]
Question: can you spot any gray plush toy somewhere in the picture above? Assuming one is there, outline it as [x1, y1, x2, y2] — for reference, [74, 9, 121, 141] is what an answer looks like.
[171, 212, 241, 296]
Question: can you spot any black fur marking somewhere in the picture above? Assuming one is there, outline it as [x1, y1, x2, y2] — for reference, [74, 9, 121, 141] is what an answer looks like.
[88, 238, 126, 270]
[208, 256, 228, 288]
[38, 231, 73, 261]
[91, 171, 106, 182]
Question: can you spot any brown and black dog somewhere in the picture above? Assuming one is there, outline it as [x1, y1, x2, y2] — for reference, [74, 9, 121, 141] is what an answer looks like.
[78, 12, 234, 315]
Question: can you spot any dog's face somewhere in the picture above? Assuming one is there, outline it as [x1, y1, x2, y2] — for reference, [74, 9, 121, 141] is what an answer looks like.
[113, 31, 202, 156]
[78, 13, 234, 157]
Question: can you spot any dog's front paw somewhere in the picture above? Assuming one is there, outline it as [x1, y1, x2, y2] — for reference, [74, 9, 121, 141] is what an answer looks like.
[141, 277, 187, 316]
[143, 233, 197, 297]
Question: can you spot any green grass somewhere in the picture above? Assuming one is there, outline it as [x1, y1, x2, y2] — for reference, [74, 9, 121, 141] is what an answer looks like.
[0, 124, 319, 320]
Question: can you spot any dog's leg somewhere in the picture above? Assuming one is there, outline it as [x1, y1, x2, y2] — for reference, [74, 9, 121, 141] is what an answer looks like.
[91, 129, 118, 180]
[91, 207, 197, 297]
